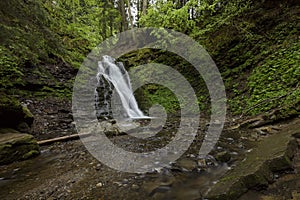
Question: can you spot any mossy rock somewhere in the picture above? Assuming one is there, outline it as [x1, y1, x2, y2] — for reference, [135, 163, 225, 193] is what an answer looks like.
[0, 128, 40, 165]
[0, 94, 34, 129]
[206, 121, 299, 199]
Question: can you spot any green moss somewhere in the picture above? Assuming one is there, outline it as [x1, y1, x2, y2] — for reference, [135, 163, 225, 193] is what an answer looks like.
[231, 40, 300, 116]
[0, 94, 34, 128]
[214, 5, 300, 117]
[0, 144, 12, 151]
[22, 106, 34, 120]
[22, 149, 40, 160]
[207, 124, 298, 199]
[37, 86, 72, 99]
[0, 130, 40, 164]
[219, 175, 236, 183]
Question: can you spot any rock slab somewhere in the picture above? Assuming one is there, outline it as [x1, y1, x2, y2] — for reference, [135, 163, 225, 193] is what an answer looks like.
[206, 120, 299, 200]
[0, 128, 40, 165]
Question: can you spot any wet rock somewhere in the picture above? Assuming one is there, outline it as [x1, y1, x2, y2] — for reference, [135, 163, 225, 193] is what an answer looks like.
[98, 121, 122, 136]
[197, 155, 218, 169]
[197, 159, 207, 168]
[206, 121, 299, 200]
[149, 185, 171, 197]
[215, 151, 231, 163]
[176, 158, 197, 171]
[0, 128, 40, 165]
[143, 174, 175, 196]
[255, 126, 281, 136]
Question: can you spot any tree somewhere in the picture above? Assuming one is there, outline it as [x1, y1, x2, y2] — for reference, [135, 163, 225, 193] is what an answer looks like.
[118, 0, 128, 31]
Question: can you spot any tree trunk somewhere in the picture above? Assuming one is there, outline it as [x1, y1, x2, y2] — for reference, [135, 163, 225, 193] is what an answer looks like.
[102, 0, 108, 39]
[142, 0, 147, 15]
[127, 0, 134, 28]
[119, 0, 128, 31]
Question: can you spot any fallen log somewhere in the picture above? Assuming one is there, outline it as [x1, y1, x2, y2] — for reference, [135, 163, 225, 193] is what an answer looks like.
[37, 132, 91, 146]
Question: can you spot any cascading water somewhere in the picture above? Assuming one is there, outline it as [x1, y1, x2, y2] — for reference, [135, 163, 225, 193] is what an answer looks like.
[95, 55, 147, 119]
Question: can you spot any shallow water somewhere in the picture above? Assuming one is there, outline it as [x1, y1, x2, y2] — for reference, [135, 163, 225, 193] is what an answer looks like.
[2, 117, 297, 199]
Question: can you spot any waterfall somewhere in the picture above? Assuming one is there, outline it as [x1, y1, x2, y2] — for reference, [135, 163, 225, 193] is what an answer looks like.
[95, 55, 147, 119]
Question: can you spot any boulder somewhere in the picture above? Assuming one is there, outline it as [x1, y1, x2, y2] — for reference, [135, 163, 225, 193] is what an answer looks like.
[0, 128, 40, 165]
[0, 94, 34, 132]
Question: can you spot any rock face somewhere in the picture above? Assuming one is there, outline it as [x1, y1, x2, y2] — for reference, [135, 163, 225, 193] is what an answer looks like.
[0, 128, 40, 165]
[95, 77, 113, 120]
[206, 121, 299, 200]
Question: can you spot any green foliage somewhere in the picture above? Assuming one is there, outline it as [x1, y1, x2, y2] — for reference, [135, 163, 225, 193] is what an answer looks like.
[0, 47, 23, 89]
[245, 41, 300, 115]
[0, 0, 122, 99]
[143, 84, 180, 113]
[139, 0, 198, 34]
[0, 0, 65, 64]
[138, 0, 299, 119]
[121, 49, 209, 114]
[223, 2, 300, 117]
[0, 0, 298, 120]
[43, 0, 122, 68]
[34, 86, 72, 99]
[0, 0, 65, 91]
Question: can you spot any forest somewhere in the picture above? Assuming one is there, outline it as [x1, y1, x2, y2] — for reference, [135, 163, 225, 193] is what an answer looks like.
[0, 0, 299, 199]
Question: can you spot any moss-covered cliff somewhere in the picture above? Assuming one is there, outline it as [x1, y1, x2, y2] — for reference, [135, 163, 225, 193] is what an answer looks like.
[124, 0, 300, 119]
[201, 0, 300, 118]
[0, 0, 299, 129]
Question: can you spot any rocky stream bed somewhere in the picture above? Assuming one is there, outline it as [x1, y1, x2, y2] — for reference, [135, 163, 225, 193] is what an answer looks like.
[0, 98, 299, 199]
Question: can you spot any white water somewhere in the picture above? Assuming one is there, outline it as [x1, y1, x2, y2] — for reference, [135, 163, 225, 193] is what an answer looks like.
[97, 55, 147, 119]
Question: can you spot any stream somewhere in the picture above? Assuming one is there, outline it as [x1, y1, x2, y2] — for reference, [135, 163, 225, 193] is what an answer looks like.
[1, 117, 299, 199]
[0, 117, 242, 200]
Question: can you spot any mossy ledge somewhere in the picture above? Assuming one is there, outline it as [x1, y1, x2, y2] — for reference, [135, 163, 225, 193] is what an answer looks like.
[0, 128, 40, 165]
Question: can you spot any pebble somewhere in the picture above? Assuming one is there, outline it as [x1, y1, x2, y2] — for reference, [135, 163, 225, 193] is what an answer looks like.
[245, 149, 253, 153]
[13, 168, 20, 172]
[95, 164, 101, 171]
[13, 168, 21, 174]
[274, 174, 279, 179]
[96, 182, 103, 187]
[217, 146, 223, 150]
[197, 159, 207, 168]
[132, 184, 139, 189]
[122, 178, 129, 183]
[113, 181, 123, 186]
